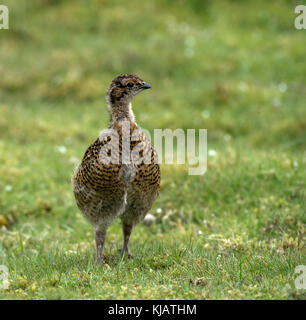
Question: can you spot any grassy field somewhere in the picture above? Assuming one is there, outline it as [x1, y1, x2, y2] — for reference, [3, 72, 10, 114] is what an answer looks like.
[0, 0, 305, 299]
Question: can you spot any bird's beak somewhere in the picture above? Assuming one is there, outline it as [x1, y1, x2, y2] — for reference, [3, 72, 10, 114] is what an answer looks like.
[141, 82, 151, 90]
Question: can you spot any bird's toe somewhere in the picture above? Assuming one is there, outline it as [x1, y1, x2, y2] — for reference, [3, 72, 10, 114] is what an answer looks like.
[120, 248, 133, 259]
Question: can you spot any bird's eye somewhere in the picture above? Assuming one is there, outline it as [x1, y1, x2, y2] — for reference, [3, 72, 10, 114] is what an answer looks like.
[127, 82, 134, 87]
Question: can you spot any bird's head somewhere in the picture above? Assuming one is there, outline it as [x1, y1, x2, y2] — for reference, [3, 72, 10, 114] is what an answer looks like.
[106, 74, 151, 106]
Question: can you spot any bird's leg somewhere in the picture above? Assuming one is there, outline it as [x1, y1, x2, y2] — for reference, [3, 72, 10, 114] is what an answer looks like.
[95, 229, 106, 265]
[121, 223, 133, 258]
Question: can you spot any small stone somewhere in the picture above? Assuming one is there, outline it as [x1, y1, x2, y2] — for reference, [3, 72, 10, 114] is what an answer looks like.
[143, 213, 156, 226]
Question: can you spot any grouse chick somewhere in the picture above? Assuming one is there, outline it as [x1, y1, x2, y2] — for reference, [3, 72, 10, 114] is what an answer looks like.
[72, 74, 160, 264]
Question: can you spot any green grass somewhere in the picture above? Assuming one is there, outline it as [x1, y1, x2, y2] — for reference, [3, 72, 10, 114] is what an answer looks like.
[0, 0, 305, 299]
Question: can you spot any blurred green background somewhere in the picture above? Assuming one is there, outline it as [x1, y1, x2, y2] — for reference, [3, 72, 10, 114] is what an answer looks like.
[1, 0, 305, 146]
[0, 0, 305, 299]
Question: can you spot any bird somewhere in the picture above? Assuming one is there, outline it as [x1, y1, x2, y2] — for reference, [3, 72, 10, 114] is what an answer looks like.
[72, 74, 160, 264]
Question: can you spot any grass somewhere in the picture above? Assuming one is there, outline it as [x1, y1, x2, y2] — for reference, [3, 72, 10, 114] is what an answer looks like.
[0, 0, 305, 299]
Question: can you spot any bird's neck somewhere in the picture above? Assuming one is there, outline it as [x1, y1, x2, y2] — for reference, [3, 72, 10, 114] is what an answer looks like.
[108, 101, 135, 127]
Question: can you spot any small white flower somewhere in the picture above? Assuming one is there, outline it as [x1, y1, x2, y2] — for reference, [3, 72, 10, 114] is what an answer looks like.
[198, 230, 203, 235]
[201, 110, 210, 119]
[156, 208, 162, 214]
[149, 268, 153, 273]
[208, 149, 217, 157]
[56, 146, 67, 154]
[293, 161, 298, 168]
[278, 82, 287, 93]
[5, 185, 12, 192]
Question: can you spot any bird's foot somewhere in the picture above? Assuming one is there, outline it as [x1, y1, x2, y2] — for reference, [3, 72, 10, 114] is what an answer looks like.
[120, 248, 133, 259]
[96, 257, 103, 265]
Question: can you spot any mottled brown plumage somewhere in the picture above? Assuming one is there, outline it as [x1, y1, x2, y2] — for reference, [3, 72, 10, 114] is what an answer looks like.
[72, 74, 160, 264]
